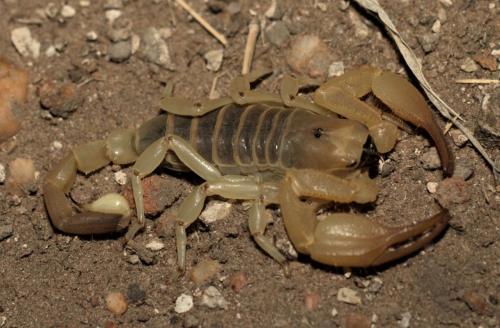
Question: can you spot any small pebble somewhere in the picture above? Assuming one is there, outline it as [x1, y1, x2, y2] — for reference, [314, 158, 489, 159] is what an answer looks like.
[80, 0, 90, 7]
[11, 27, 41, 59]
[460, 57, 479, 72]
[61, 5, 76, 18]
[328, 61, 344, 77]
[104, 0, 123, 10]
[431, 19, 441, 33]
[0, 163, 6, 184]
[286, 35, 332, 79]
[158, 27, 172, 39]
[105, 292, 128, 315]
[304, 290, 320, 311]
[420, 147, 441, 170]
[145, 239, 165, 251]
[417, 33, 440, 53]
[472, 53, 497, 71]
[174, 293, 194, 313]
[438, 0, 453, 7]
[449, 129, 468, 147]
[204, 49, 224, 72]
[462, 290, 491, 316]
[105, 9, 122, 24]
[337, 287, 362, 305]
[265, 0, 284, 20]
[435, 177, 470, 207]
[349, 10, 369, 38]
[113, 171, 127, 185]
[398, 312, 412, 328]
[426, 181, 438, 194]
[127, 283, 146, 304]
[345, 312, 370, 328]
[141, 27, 175, 70]
[453, 161, 474, 181]
[190, 259, 221, 285]
[200, 286, 229, 309]
[200, 200, 232, 223]
[108, 40, 132, 63]
[230, 272, 248, 293]
[128, 254, 140, 264]
[476, 92, 499, 148]
[45, 46, 56, 57]
[265, 21, 290, 47]
[331, 307, 338, 317]
[7, 158, 37, 195]
[52, 141, 63, 150]
[86, 31, 98, 41]
[0, 224, 13, 241]
[38, 81, 83, 118]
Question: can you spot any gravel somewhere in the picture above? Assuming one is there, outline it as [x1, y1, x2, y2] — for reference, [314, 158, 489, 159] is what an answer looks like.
[108, 40, 132, 63]
[141, 27, 175, 70]
[266, 21, 290, 47]
[175, 293, 194, 313]
[11, 27, 40, 59]
[204, 49, 224, 72]
[337, 287, 362, 305]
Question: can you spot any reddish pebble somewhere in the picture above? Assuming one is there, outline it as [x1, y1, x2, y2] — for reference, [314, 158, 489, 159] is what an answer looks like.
[463, 291, 491, 316]
[104, 321, 118, 328]
[105, 292, 128, 315]
[435, 177, 470, 208]
[472, 53, 497, 71]
[89, 295, 100, 307]
[286, 35, 332, 79]
[304, 290, 320, 311]
[345, 312, 371, 328]
[190, 259, 221, 285]
[37, 80, 83, 118]
[230, 272, 248, 293]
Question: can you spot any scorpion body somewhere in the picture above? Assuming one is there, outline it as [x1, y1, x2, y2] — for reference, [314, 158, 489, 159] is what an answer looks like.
[44, 67, 454, 270]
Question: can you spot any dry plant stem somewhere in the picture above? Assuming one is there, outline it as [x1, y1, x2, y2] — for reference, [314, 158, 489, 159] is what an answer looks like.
[175, 0, 228, 46]
[354, 0, 500, 174]
[242, 19, 260, 75]
[455, 79, 500, 84]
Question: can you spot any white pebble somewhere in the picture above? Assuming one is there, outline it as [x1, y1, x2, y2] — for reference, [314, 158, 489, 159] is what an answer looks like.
[398, 312, 412, 328]
[200, 200, 232, 223]
[158, 27, 173, 39]
[113, 170, 127, 185]
[105, 9, 122, 24]
[328, 61, 344, 77]
[331, 307, 338, 317]
[204, 49, 224, 72]
[337, 287, 362, 305]
[426, 181, 438, 194]
[11, 27, 41, 59]
[86, 31, 98, 41]
[131, 33, 141, 54]
[201, 286, 229, 309]
[45, 45, 56, 57]
[61, 5, 76, 18]
[0, 164, 6, 184]
[52, 141, 63, 150]
[145, 239, 165, 251]
[431, 20, 441, 33]
[79, 0, 90, 7]
[174, 293, 194, 313]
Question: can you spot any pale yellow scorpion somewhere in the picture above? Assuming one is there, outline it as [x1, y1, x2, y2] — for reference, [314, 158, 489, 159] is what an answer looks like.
[43, 66, 454, 271]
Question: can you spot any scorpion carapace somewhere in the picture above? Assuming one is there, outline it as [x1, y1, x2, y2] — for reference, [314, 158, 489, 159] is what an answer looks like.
[43, 66, 454, 270]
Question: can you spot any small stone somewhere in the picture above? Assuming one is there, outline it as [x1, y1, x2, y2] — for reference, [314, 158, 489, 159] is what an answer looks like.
[127, 283, 146, 304]
[141, 27, 175, 70]
[287, 35, 332, 79]
[420, 147, 441, 170]
[0, 164, 6, 184]
[158, 27, 173, 39]
[339, 0, 350, 10]
[38, 81, 83, 118]
[266, 21, 290, 47]
[201, 286, 229, 309]
[345, 312, 370, 328]
[460, 57, 479, 72]
[431, 19, 441, 33]
[476, 92, 499, 148]
[417, 33, 440, 53]
[80, 0, 90, 7]
[108, 40, 132, 63]
[453, 161, 474, 181]
[190, 259, 221, 285]
[61, 5, 76, 18]
[128, 254, 140, 264]
[472, 53, 497, 71]
[265, 0, 284, 20]
[105, 9, 122, 24]
[174, 294, 194, 313]
[349, 10, 370, 38]
[11, 27, 41, 59]
[203, 49, 224, 72]
[328, 61, 344, 77]
[331, 307, 338, 317]
[426, 181, 438, 194]
[104, 0, 123, 10]
[113, 171, 127, 185]
[304, 290, 320, 311]
[462, 291, 491, 316]
[131, 34, 140, 54]
[44, 3, 60, 19]
[449, 129, 468, 147]
[52, 141, 63, 150]
[0, 225, 13, 241]
[398, 312, 412, 328]
[200, 200, 232, 223]
[86, 31, 98, 41]
[45, 46, 56, 57]
[438, 0, 453, 7]
[7, 158, 37, 195]
[145, 239, 165, 251]
[230, 272, 247, 293]
[435, 177, 470, 207]
[337, 287, 362, 305]
[105, 292, 128, 315]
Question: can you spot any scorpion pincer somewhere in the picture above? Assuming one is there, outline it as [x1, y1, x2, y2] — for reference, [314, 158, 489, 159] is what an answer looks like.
[43, 66, 454, 271]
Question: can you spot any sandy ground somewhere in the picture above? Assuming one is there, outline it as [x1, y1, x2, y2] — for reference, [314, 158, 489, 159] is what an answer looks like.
[0, 0, 499, 327]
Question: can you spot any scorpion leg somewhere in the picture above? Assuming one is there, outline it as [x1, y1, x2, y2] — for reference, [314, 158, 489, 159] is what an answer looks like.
[279, 170, 450, 267]
[313, 66, 453, 175]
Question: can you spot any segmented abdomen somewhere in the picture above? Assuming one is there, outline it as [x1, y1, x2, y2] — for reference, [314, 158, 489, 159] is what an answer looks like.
[164, 103, 295, 174]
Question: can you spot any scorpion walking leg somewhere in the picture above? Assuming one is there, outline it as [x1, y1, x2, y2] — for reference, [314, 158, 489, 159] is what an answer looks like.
[279, 169, 450, 267]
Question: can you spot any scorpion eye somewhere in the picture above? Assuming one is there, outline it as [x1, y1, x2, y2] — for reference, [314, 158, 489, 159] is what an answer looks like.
[313, 128, 324, 139]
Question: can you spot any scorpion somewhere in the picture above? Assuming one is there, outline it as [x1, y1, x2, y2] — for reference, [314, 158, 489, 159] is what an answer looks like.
[43, 66, 454, 271]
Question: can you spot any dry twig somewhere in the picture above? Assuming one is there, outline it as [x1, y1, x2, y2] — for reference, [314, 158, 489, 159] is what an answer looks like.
[455, 79, 500, 84]
[175, 0, 228, 46]
[354, 0, 499, 174]
[242, 19, 260, 75]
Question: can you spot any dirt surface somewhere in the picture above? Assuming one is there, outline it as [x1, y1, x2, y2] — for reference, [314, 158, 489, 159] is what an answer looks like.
[0, 0, 499, 327]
